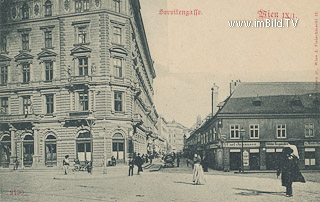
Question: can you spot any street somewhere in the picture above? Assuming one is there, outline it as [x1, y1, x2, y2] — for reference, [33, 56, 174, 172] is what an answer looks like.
[0, 160, 320, 202]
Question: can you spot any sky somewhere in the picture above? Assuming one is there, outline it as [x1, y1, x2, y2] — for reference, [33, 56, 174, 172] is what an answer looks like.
[139, 0, 319, 128]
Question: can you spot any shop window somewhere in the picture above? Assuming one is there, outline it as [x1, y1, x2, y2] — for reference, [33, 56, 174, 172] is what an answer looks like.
[276, 124, 286, 138]
[305, 148, 316, 166]
[0, 97, 8, 114]
[250, 124, 259, 139]
[76, 130, 91, 162]
[230, 124, 240, 139]
[305, 123, 314, 137]
[0, 65, 8, 85]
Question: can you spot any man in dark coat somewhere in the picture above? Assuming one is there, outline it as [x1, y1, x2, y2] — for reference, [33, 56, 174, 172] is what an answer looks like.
[135, 153, 143, 175]
[277, 147, 305, 197]
[128, 157, 134, 176]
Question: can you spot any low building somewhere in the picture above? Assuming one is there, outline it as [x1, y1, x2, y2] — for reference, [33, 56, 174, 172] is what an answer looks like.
[186, 82, 320, 170]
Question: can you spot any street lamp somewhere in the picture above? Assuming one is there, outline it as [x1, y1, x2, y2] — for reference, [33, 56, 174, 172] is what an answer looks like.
[85, 111, 96, 173]
[240, 127, 246, 173]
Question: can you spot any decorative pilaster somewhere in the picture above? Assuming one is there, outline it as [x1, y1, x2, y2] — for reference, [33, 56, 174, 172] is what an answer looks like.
[32, 127, 40, 167]
[9, 127, 17, 168]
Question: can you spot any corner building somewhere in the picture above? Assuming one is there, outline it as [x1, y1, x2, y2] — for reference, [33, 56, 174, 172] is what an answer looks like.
[0, 0, 158, 168]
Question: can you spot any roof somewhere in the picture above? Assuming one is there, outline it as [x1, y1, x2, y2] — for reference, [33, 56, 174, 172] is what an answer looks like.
[220, 82, 320, 114]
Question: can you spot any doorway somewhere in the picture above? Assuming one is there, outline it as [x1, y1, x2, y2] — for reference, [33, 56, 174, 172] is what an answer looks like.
[0, 135, 11, 168]
[112, 133, 125, 162]
[23, 135, 34, 167]
[229, 151, 241, 170]
[249, 153, 260, 170]
[45, 135, 57, 166]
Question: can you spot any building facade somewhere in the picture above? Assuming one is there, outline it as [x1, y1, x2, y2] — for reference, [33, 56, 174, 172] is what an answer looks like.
[0, 0, 158, 168]
[186, 82, 320, 170]
[167, 120, 188, 153]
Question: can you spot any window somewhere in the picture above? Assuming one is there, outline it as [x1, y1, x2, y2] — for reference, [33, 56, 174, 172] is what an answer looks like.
[45, 94, 54, 114]
[0, 65, 8, 85]
[45, 61, 53, 81]
[22, 63, 30, 83]
[78, 26, 87, 44]
[23, 96, 31, 114]
[79, 91, 88, 111]
[230, 124, 240, 139]
[75, 0, 89, 13]
[305, 148, 316, 166]
[113, 57, 122, 77]
[305, 124, 314, 137]
[250, 124, 259, 139]
[113, 27, 122, 44]
[45, 31, 52, 48]
[22, 33, 29, 50]
[276, 124, 286, 138]
[44, 0, 52, 16]
[113, 0, 120, 13]
[22, 3, 29, 19]
[0, 33, 6, 53]
[114, 91, 123, 112]
[78, 57, 88, 76]
[0, 97, 8, 114]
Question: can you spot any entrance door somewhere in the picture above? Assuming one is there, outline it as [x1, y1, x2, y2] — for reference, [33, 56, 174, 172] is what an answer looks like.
[266, 152, 281, 170]
[45, 135, 57, 166]
[112, 141, 124, 160]
[76, 130, 91, 163]
[249, 153, 260, 170]
[229, 152, 241, 170]
[23, 135, 34, 167]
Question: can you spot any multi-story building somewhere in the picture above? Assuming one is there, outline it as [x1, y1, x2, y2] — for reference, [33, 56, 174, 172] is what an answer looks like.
[167, 120, 188, 153]
[186, 82, 320, 170]
[156, 116, 169, 154]
[0, 0, 158, 168]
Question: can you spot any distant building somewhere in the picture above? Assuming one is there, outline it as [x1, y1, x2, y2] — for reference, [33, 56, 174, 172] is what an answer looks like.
[0, 0, 158, 168]
[156, 116, 169, 153]
[167, 120, 188, 153]
[186, 82, 320, 170]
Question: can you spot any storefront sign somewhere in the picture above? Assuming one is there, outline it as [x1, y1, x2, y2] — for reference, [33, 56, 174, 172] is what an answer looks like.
[265, 142, 289, 147]
[225, 142, 260, 147]
[304, 141, 320, 147]
[243, 151, 249, 166]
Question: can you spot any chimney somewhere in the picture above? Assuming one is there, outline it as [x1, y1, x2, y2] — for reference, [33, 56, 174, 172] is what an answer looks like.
[230, 79, 241, 95]
[196, 115, 202, 126]
[211, 83, 219, 115]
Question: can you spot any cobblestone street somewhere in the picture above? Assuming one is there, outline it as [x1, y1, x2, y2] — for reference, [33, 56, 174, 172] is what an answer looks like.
[1, 161, 320, 202]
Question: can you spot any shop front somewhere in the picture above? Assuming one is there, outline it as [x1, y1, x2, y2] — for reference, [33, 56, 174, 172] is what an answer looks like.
[265, 142, 288, 170]
[304, 141, 320, 169]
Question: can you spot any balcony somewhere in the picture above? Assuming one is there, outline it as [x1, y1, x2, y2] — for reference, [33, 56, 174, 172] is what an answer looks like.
[0, 114, 40, 123]
[69, 75, 93, 85]
[133, 113, 143, 126]
[68, 111, 92, 118]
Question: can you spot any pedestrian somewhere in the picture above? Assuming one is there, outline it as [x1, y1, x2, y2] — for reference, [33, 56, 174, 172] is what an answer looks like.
[128, 157, 134, 176]
[63, 155, 70, 175]
[192, 153, 206, 185]
[86, 161, 92, 174]
[186, 158, 189, 167]
[277, 146, 305, 197]
[13, 159, 19, 170]
[177, 155, 180, 167]
[135, 153, 143, 175]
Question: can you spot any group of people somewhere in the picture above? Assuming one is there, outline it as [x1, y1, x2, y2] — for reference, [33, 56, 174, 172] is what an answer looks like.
[128, 153, 144, 176]
[63, 155, 92, 175]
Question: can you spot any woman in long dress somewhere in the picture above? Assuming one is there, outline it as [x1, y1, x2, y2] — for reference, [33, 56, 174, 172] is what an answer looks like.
[192, 154, 206, 185]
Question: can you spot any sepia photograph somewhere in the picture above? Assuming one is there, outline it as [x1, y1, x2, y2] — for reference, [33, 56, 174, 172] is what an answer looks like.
[0, 0, 319, 201]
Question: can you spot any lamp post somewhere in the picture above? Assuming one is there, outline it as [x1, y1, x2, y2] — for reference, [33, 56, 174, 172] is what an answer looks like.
[240, 128, 246, 173]
[86, 112, 96, 172]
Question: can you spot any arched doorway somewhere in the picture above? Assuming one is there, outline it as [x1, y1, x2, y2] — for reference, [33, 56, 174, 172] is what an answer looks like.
[23, 134, 34, 167]
[0, 135, 11, 168]
[76, 130, 91, 163]
[112, 133, 125, 162]
[45, 134, 57, 166]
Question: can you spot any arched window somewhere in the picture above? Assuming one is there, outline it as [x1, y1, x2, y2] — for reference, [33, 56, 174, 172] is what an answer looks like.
[22, 3, 29, 19]
[0, 135, 11, 168]
[45, 134, 56, 166]
[44, 0, 52, 17]
[76, 130, 91, 162]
